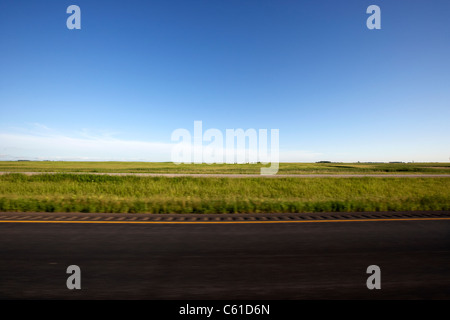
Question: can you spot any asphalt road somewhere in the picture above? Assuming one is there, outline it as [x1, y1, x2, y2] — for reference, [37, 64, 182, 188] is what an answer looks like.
[0, 220, 449, 299]
[1, 172, 450, 178]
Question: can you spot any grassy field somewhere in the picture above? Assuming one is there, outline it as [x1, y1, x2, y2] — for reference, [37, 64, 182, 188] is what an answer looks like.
[0, 173, 449, 214]
[1, 161, 450, 174]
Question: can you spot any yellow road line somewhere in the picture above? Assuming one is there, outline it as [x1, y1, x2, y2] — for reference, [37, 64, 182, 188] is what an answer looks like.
[0, 218, 450, 224]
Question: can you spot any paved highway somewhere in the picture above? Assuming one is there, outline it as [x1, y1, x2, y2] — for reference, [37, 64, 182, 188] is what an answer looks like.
[1, 172, 450, 178]
[0, 217, 449, 299]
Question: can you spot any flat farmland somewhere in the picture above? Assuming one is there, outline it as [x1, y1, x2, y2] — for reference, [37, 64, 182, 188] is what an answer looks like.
[1, 161, 450, 174]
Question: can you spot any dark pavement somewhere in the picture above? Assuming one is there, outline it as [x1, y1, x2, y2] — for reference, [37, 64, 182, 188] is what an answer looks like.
[0, 220, 449, 299]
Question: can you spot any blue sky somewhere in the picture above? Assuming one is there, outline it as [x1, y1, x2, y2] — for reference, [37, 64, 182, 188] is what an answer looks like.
[1, 0, 449, 162]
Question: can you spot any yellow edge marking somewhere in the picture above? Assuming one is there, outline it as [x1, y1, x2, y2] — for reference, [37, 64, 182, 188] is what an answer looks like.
[0, 218, 450, 224]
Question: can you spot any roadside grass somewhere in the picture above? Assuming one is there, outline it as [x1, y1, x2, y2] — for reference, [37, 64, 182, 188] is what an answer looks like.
[0, 174, 449, 213]
[0, 161, 449, 174]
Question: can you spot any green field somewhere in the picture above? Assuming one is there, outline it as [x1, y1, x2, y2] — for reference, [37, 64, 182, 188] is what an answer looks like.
[1, 161, 450, 174]
[0, 173, 449, 214]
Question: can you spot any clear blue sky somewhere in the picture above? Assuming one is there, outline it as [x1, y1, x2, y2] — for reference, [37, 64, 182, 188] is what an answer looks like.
[1, 0, 449, 162]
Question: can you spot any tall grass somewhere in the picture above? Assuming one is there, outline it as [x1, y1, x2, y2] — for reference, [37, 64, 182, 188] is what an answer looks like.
[0, 174, 449, 213]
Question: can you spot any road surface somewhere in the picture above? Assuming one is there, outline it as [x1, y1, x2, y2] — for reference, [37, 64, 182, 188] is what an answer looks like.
[0, 217, 449, 299]
[1, 172, 450, 178]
